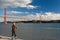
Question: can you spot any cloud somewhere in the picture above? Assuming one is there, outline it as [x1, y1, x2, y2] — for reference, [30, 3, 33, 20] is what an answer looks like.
[23, 12, 60, 21]
[9, 12, 60, 21]
[0, 18, 4, 22]
[1, 12, 60, 22]
[7, 11, 30, 15]
[45, 12, 60, 20]
[7, 11, 23, 14]
[26, 5, 37, 9]
[0, 0, 36, 9]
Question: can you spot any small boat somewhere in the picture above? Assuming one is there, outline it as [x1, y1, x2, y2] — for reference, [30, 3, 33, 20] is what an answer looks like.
[0, 36, 23, 40]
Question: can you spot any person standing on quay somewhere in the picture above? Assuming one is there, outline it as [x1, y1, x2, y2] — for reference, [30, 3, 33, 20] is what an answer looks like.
[12, 22, 17, 37]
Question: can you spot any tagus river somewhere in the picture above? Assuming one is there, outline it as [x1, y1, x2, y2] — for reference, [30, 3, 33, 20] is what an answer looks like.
[0, 23, 60, 40]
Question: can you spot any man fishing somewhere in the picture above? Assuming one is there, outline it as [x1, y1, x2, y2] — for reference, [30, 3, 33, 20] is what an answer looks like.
[12, 22, 17, 37]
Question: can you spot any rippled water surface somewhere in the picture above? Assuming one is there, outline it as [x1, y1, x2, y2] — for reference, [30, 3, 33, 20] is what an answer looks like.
[0, 23, 60, 40]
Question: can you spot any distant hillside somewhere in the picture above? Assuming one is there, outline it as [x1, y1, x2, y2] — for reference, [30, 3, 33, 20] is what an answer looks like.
[1, 20, 60, 23]
[7, 20, 60, 23]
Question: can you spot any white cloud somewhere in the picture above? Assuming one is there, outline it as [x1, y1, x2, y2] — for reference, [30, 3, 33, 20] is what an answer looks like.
[0, 0, 36, 9]
[7, 11, 22, 14]
[45, 12, 60, 20]
[24, 12, 60, 21]
[26, 5, 37, 9]
[7, 12, 60, 21]
[0, 18, 4, 22]
[1, 12, 60, 22]
[7, 11, 29, 15]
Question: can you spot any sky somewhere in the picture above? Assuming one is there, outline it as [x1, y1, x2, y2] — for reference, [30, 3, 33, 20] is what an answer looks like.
[0, 0, 60, 22]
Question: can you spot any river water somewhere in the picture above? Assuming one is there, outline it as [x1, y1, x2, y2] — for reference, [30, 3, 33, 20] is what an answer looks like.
[0, 23, 60, 40]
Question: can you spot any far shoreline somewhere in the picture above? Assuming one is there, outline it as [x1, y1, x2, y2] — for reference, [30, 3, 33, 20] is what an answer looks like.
[0, 20, 60, 23]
